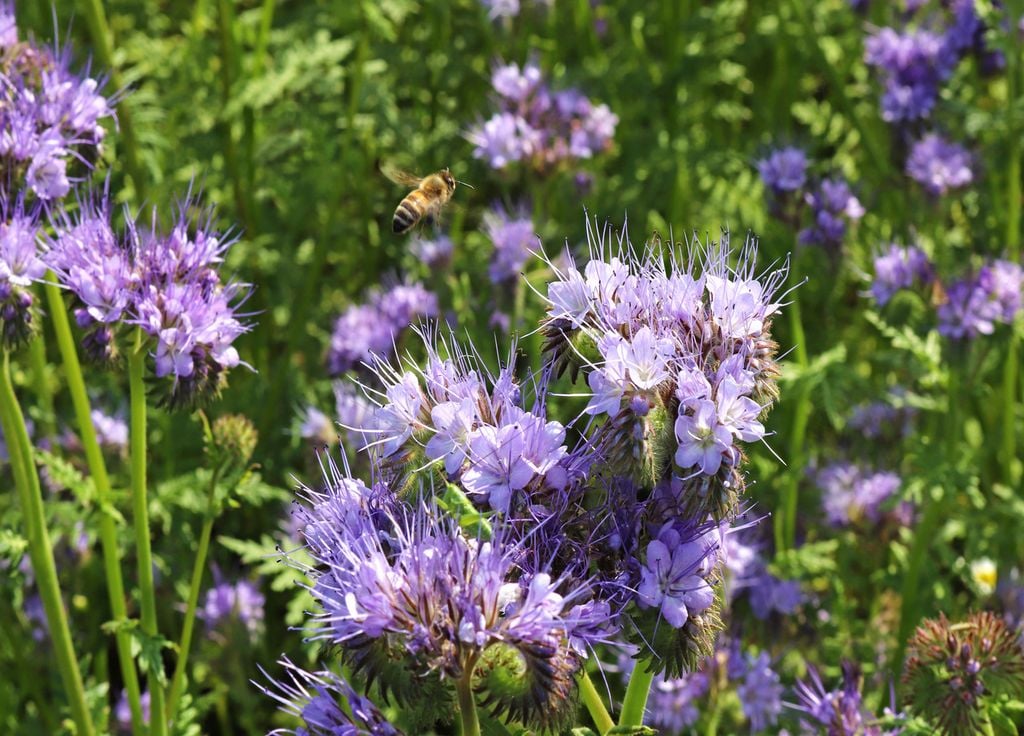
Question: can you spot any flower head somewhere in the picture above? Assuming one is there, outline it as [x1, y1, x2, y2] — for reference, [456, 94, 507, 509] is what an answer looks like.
[757, 147, 807, 193]
[906, 134, 974, 196]
[870, 243, 933, 306]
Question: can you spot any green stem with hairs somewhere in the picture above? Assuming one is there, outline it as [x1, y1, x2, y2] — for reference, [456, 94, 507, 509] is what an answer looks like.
[27, 332, 54, 437]
[777, 257, 810, 553]
[166, 462, 224, 721]
[1000, 16, 1022, 483]
[578, 670, 614, 735]
[129, 330, 168, 736]
[456, 668, 480, 736]
[618, 658, 655, 728]
[44, 279, 145, 736]
[0, 352, 95, 736]
[78, 0, 147, 200]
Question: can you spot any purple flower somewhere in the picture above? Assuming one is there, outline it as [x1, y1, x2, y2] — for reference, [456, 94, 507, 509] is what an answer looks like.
[327, 282, 438, 375]
[865, 27, 955, 122]
[906, 134, 974, 195]
[815, 462, 901, 526]
[409, 234, 453, 268]
[870, 243, 933, 305]
[492, 61, 543, 102]
[483, 204, 535, 283]
[199, 576, 265, 638]
[749, 574, 803, 619]
[257, 657, 401, 736]
[674, 400, 733, 476]
[799, 177, 864, 251]
[0, 197, 44, 348]
[0, 29, 114, 199]
[0, 1, 16, 47]
[989, 260, 1024, 322]
[646, 671, 709, 733]
[790, 662, 886, 736]
[637, 525, 718, 628]
[468, 58, 615, 172]
[468, 112, 540, 169]
[757, 147, 808, 193]
[462, 407, 566, 511]
[114, 689, 150, 734]
[737, 651, 784, 732]
[937, 271, 1003, 339]
[91, 408, 128, 450]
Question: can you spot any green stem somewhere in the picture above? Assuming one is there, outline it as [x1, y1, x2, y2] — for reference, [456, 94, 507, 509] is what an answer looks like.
[456, 669, 480, 736]
[578, 670, 614, 735]
[618, 658, 655, 728]
[78, 0, 147, 200]
[216, 0, 253, 233]
[1001, 24, 1022, 483]
[166, 463, 224, 721]
[129, 330, 168, 736]
[777, 258, 810, 553]
[895, 358, 960, 674]
[27, 332, 55, 438]
[44, 280, 145, 736]
[0, 352, 95, 736]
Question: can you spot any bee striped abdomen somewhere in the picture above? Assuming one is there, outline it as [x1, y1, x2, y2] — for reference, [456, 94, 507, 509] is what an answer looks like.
[393, 190, 427, 233]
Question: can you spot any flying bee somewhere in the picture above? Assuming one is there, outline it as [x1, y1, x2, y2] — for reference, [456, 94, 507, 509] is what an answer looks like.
[378, 162, 471, 234]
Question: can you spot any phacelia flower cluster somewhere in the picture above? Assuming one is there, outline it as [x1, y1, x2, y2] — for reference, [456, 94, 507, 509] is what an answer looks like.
[906, 134, 974, 196]
[326, 281, 438, 375]
[0, 197, 44, 348]
[482, 203, 536, 284]
[264, 219, 792, 732]
[480, 0, 552, 21]
[199, 575, 265, 639]
[937, 260, 1024, 340]
[864, 0, 1005, 123]
[813, 461, 902, 527]
[44, 192, 251, 407]
[870, 244, 934, 306]
[791, 661, 893, 735]
[0, 14, 115, 201]
[904, 612, 1024, 734]
[799, 177, 865, 252]
[468, 60, 617, 173]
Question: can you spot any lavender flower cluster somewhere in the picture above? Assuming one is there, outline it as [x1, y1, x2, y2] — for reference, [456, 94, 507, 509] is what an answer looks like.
[869, 245, 1024, 341]
[43, 194, 251, 407]
[326, 281, 438, 375]
[757, 147, 864, 253]
[813, 461, 902, 528]
[262, 223, 790, 732]
[863, 0, 997, 123]
[468, 60, 617, 173]
[0, 7, 114, 201]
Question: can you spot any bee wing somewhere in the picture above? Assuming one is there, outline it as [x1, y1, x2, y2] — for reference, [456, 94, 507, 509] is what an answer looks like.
[377, 160, 424, 187]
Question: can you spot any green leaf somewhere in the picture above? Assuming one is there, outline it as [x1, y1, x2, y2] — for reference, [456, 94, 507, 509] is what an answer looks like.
[770, 539, 839, 578]
[438, 483, 492, 540]
[33, 448, 96, 506]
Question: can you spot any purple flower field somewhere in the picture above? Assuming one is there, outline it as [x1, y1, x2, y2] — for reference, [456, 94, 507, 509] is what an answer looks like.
[1, 1, 1023, 734]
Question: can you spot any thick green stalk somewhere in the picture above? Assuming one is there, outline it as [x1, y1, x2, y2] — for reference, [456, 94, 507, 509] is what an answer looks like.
[78, 0, 147, 200]
[0, 352, 95, 736]
[128, 331, 168, 736]
[44, 280, 145, 736]
[27, 332, 55, 437]
[777, 258, 810, 552]
[216, 0, 253, 233]
[578, 670, 614, 735]
[1001, 21, 1022, 482]
[456, 670, 480, 736]
[166, 463, 224, 721]
[618, 658, 655, 728]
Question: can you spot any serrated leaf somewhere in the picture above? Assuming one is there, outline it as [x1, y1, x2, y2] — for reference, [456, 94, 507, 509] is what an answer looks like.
[34, 449, 96, 506]
[770, 539, 839, 578]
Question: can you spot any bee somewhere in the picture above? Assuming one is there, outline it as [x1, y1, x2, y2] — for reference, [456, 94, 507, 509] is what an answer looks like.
[379, 162, 469, 234]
